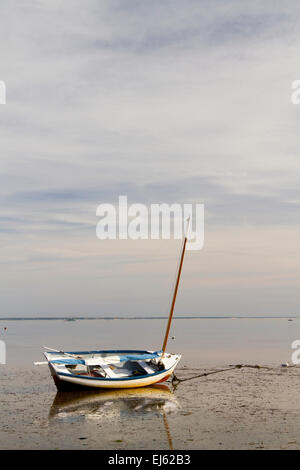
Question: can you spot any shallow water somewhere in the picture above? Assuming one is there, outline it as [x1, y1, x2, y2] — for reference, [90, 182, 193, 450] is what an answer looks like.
[0, 317, 298, 367]
[1, 318, 300, 449]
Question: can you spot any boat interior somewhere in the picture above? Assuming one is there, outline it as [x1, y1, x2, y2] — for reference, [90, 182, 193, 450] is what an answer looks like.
[46, 351, 167, 379]
[66, 359, 162, 378]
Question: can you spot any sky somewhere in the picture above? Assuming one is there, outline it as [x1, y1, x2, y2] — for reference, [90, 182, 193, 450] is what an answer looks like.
[0, 0, 300, 317]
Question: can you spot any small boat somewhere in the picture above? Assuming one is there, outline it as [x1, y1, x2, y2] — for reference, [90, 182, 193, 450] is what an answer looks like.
[44, 349, 181, 390]
[42, 219, 190, 390]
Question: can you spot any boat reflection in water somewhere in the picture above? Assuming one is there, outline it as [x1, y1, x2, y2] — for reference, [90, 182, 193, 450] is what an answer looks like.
[49, 384, 179, 449]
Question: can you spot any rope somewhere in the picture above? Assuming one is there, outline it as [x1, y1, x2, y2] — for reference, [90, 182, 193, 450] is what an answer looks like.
[171, 363, 274, 386]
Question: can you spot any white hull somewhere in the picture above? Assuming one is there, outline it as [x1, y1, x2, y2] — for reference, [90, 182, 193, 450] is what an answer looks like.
[45, 350, 181, 390]
[52, 363, 178, 389]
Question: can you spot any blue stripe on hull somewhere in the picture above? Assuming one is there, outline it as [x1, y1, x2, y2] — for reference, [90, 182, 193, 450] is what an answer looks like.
[56, 365, 173, 382]
[59, 349, 162, 356]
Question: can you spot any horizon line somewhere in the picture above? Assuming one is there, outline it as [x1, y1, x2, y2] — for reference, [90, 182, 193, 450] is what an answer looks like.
[0, 315, 298, 321]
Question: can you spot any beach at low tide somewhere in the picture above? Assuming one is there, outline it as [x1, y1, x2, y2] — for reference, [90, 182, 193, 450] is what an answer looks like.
[1, 318, 300, 449]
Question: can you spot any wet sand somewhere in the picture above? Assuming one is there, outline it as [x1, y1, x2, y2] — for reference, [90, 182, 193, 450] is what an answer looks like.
[1, 364, 300, 449]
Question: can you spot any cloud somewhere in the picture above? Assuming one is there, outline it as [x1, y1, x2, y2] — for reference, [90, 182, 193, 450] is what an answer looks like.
[1, 1, 300, 315]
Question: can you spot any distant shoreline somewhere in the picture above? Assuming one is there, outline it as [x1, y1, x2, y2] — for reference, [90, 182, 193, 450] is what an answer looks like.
[0, 315, 298, 321]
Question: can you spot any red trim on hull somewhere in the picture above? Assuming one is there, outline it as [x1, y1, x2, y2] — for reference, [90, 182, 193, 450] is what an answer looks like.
[157, 374, 171, 383]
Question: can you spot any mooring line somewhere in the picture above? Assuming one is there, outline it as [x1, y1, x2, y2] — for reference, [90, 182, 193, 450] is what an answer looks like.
[172, 363, 274, 386]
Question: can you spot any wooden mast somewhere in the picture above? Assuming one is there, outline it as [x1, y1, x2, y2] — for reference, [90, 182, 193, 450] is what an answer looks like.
[161, 217, 190, 356]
